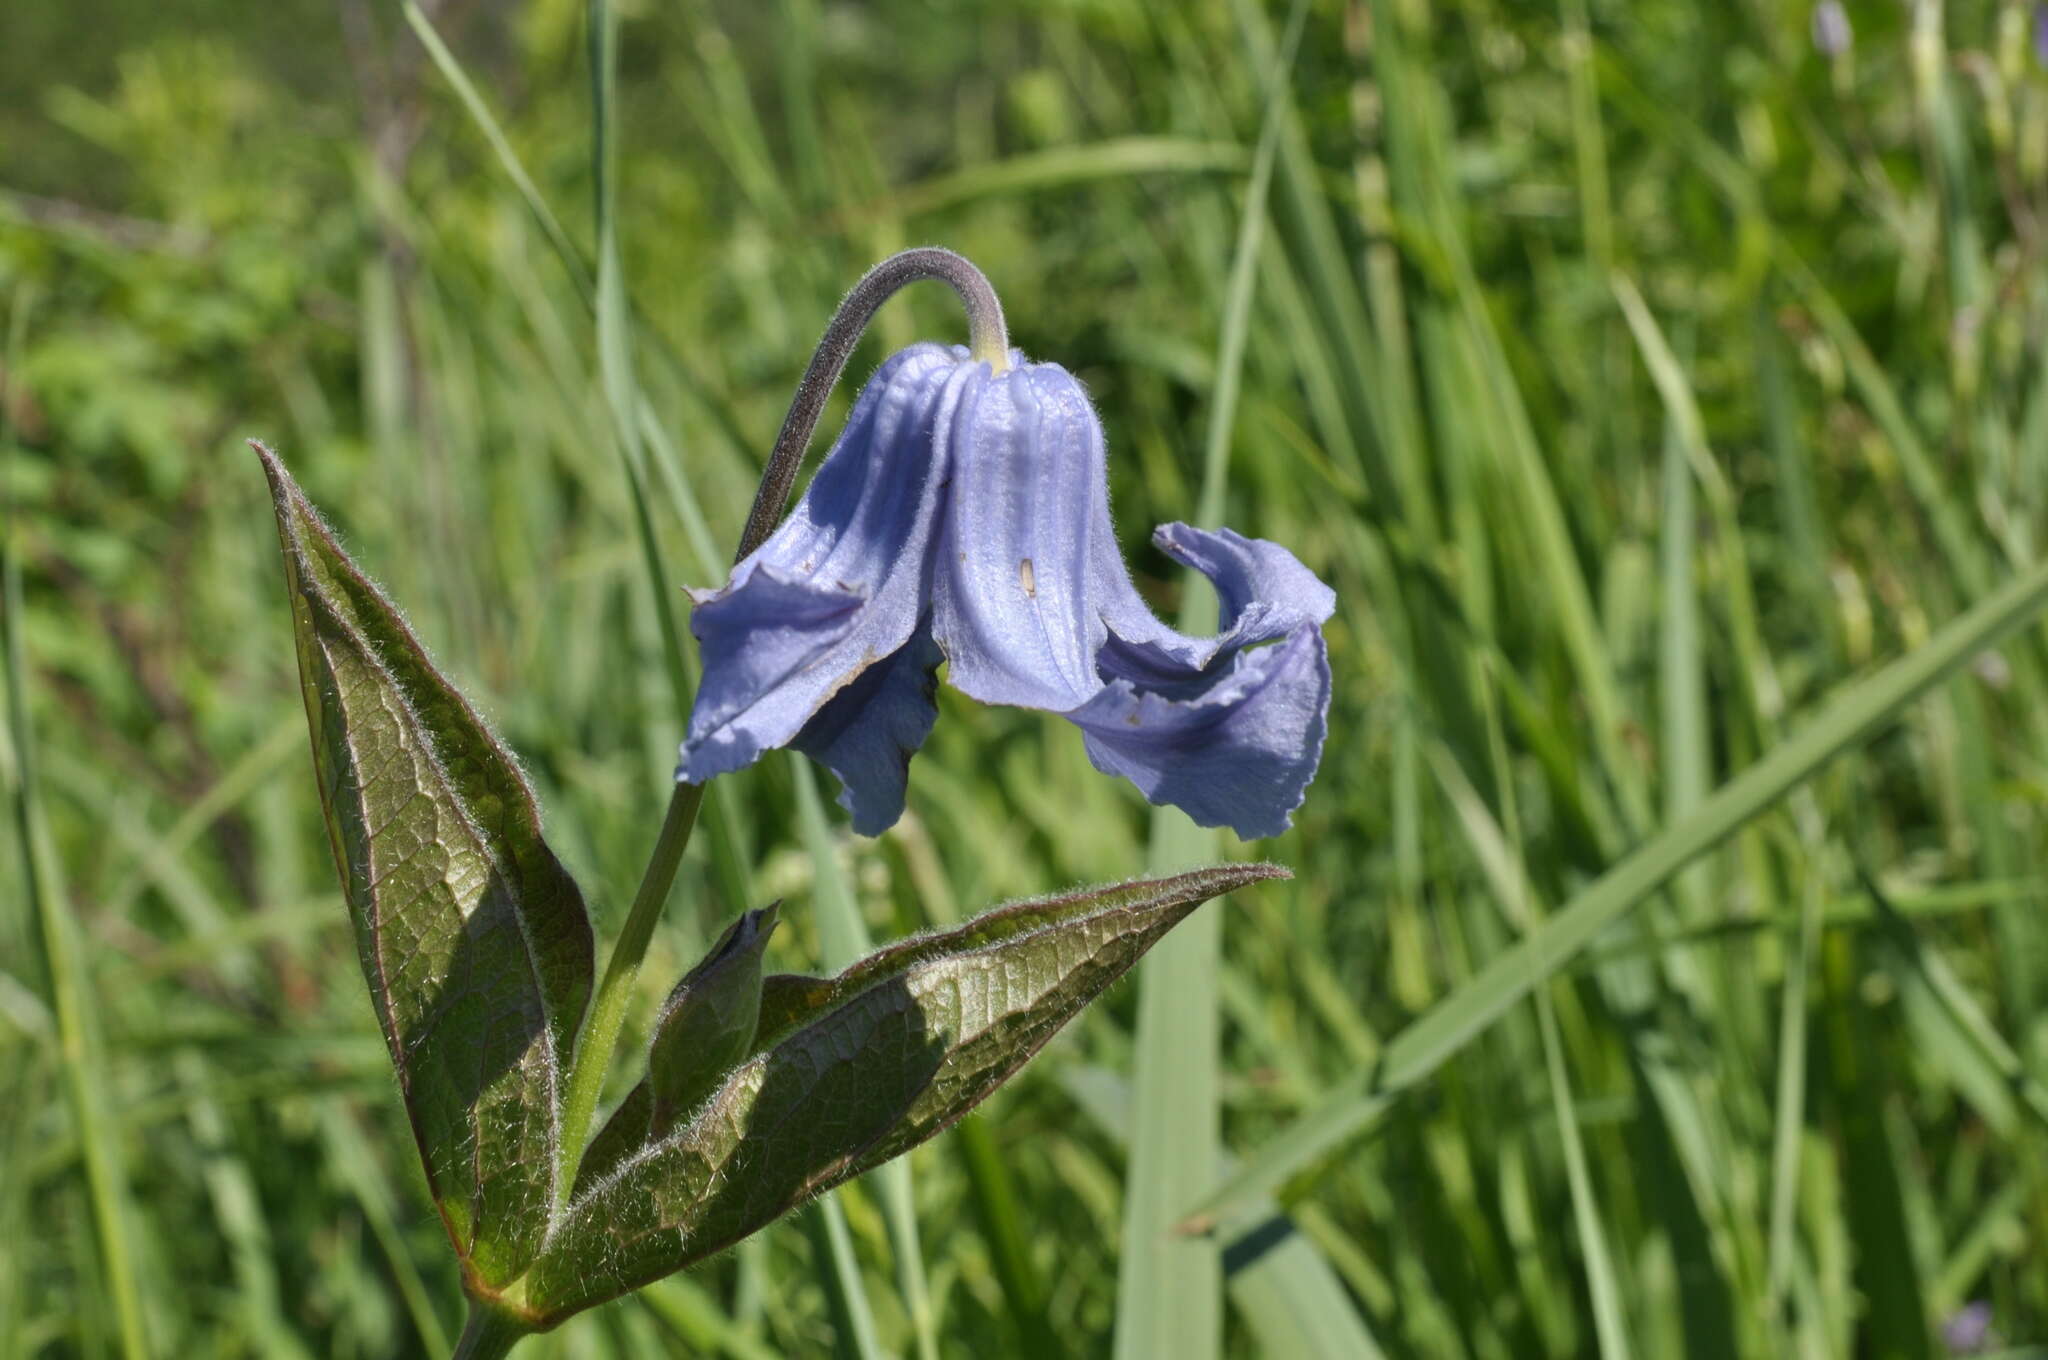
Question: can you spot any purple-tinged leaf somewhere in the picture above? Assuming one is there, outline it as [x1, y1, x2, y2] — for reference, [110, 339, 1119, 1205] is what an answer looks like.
[256, 442, 593, 1291]
[524, 863, 1285, 1323]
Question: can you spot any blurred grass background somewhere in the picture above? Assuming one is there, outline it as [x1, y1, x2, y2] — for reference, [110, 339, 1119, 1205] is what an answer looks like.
[5, 0, 2048, 1354]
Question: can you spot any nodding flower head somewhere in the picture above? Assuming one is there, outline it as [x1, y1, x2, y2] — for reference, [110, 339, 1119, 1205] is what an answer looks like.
[679, 254, 1334, 840]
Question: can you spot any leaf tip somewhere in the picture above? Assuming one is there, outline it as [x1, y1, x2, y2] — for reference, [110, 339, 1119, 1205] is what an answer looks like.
[1212, 861, 1291, 892]
[250, 439, 304, 527]
[249, 437, 283, 482]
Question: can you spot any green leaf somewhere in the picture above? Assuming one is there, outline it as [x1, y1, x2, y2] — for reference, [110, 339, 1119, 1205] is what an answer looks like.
[648, 904, 778, 1136]
[254, 442, 594, 1291]
[522, 864, 1285, 1324]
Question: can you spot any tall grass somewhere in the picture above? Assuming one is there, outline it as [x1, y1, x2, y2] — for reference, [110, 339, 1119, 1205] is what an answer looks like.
[4, 0, 2048, 1354]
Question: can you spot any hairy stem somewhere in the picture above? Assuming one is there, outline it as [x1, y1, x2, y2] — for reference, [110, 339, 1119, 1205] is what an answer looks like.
[451, 1300, 531, 1360]
[553, 248, 1005, 1217]
[734, 246, 1009, 561]
[554, 780, 706, 1211]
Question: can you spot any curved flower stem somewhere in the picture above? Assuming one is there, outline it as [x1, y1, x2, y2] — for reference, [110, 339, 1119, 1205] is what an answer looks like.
[734, 247, 1009, 562]
[555, 249, 1004, 1219]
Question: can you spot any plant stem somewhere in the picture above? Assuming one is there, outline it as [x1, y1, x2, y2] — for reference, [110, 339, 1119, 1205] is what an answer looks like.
[555, 779, 705, 1210]
[452, 1300, 531, 1360]
[546, 243, 1005, 1289]
[734, 247, 1009, 562]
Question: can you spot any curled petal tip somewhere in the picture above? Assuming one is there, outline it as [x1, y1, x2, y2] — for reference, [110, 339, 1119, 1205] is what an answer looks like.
[1070, 627, 1332, 841]
[682, 335, 1335, 838]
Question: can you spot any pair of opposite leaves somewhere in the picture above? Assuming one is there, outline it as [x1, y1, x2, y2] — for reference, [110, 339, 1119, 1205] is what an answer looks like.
[257, 443, 1279, 1328]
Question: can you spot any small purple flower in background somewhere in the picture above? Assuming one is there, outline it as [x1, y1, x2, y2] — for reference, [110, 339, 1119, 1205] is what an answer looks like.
[1941, 1301, 1995, 1355]
[2035, 2, 2048, 68]
[1812, 0, 1852, 58]
[679, 342, 1335, 840]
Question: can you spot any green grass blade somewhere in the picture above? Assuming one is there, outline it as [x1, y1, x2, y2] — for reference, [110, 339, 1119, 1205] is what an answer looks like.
[1114, 7, 1302, 1356]
[555, 0, 755, 1289]
[1225, 1222, 1386, 1360]
[1537, 996, 1633, 1359]
[801, 1194, 888, 1360]
[100, 714, 300, 920]
[890, 833, 1061, 1355]
[402, 0, 592, 298]
[176, 1049, 312, 1360]
[1112, 813, 1221, 1360]
[1558, 0, 1614, 272]
[793, 760, 930, 1360]
[3, 290, 148, 1359]
[637, 1276, 783, 1360]
[1076, 1066, 1381, 1360]
[1429, 742, 1634, 1358]
[1929, 1181, 2028, 1319]
[0, 1048, 45, 1355]
[1767, 868, 1824, 1310]
[845, 138, 1249, 223]
[1825, 930, 1936, 1358]
[408, 0, 727, 588]
[1186, 552, 2048, 1229]
[1866, 873, 2048, 1130]
[317, 1102, 456, 1356]
[7, 579, 149, 1360]
[1598, 57, 1997, 600]
[953, 1114, 1063, 1357]
[590, 0, 688, 728]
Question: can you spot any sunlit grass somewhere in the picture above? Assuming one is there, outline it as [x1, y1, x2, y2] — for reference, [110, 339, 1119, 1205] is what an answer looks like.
[4, 0, 2048, 1354]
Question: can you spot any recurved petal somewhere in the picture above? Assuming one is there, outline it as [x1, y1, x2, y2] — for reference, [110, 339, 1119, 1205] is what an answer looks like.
[1095, 524, 1337, 683]
[680, 344, 975, 786]
[681, 567, 864, 781]
[1151, 523, 1336, 645]
[932, 360, 1109, 713]
[1068, 626, 1331, 840]
[791, 624, 945, 835]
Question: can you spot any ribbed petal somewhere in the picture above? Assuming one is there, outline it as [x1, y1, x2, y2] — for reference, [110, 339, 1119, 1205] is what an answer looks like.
[924, 349, 1339, 838]
[1069, 627, 1331, 839]
[931, 360, 1109, 712]
[679, 344, 974, 785]
[790, 624, 945, 835]
[681, 332, 1337, 842]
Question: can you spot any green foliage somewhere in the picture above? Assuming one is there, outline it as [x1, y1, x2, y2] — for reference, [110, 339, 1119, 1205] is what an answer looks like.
[260, 441, 595, 1289]
[536, 865, 1280, 1325]
[646, 904, 779, 1136]
[9, 0, 2048, 1355]
[262, 434, 1277, 1342]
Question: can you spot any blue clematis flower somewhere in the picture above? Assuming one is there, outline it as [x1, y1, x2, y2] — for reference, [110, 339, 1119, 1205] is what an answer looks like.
[679, 342, 1334, 840]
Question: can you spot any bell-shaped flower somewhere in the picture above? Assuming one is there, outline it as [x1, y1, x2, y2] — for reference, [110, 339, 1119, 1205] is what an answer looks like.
[679, 342, 1335, 840]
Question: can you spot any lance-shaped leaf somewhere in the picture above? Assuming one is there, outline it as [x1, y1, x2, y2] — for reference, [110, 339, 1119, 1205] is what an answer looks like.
[522, 863, 1284, 1324]
[255, 442, 594, 1289]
